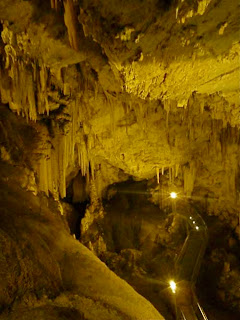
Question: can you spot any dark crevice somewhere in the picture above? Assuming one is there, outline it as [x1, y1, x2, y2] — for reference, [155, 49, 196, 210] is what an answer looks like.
[63, 171, 90, 240]
[73, 201, 89, 240]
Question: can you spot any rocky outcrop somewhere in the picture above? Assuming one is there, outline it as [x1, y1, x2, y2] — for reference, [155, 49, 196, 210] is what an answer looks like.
[0, 162, 164, 320]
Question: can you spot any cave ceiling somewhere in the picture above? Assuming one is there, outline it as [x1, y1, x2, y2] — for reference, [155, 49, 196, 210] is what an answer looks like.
[0, 0, 239, 206]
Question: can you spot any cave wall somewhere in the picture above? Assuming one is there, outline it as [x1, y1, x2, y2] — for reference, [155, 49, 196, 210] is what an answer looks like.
[0, 0, 240, 316]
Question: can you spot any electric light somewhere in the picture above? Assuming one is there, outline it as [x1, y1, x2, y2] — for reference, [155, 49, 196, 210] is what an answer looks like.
[196, 226, 199, 230]
[170, 192, 177, 199]
[169, 280, 176, 293]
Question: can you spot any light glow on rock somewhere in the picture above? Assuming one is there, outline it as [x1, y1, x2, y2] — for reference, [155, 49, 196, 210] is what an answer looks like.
[170, 192, 177, 199]
[169, 280, 176, 293]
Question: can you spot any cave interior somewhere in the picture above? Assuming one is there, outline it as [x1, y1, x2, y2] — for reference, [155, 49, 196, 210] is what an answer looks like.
[0, 0, 240, 320]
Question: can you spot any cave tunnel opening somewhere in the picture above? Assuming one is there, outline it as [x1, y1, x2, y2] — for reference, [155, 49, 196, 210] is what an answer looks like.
[64, 170, 90, 240]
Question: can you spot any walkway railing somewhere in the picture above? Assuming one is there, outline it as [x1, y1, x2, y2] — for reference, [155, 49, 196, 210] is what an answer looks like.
[171, 208, 209, 320]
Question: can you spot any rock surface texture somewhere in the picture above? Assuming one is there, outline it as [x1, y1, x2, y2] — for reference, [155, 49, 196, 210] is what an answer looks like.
[0, 0, 240, 318]
[0, 162, 163, 320]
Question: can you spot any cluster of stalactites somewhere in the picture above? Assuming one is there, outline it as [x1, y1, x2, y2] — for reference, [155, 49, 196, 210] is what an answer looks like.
[37, 99, 98, 199]
[0, 58, 52, 122]
[0, 25, 96, 199]
[156, 164, 180, 185]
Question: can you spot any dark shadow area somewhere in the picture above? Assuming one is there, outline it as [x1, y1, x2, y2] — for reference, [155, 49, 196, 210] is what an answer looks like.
[98, 180, 240, 319]
[157, 0, 175, 11]
[196, 214, 240, 319]
[188, 201, 240, 319]
[63, 171, 90, 239]
[99, 179, 181, 320]
[73, 201, 89, 239]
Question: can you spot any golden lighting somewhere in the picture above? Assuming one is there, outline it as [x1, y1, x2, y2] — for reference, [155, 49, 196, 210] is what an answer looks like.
[169, 280, 176, 293]
[170, 192, 177, 199]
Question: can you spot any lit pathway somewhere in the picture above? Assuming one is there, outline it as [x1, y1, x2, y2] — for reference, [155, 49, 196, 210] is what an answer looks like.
[173, 210, 209, 320]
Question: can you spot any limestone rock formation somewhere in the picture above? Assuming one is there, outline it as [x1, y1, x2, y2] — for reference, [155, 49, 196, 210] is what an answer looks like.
[0, 0, 240, 318]
[0, 162, 163, 320]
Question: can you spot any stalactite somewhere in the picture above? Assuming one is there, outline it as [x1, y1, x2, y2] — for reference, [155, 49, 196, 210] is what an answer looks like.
[58, 135, 67, 198]
[172, 166, 175, 182]
[104, 90, 116, 135]
[63, 0, 79, 51]
[51, 145, 58, 199]
[77, 140, 89, 178]
[183, 162, 196, 197]
[0, 46, 90, 199]
[156, 167, 160, 184]
[51, 0, 60, 10]
[0, 57, 41, 121]
[38, 98, 84, 198]
[27, 70, 37, 121]
[175, 164, 179, 178]
[38, 64, 49, 115]
[71, 104, 76, 163]
[91, 158, 95, 180]
[38, 156, 49, 196]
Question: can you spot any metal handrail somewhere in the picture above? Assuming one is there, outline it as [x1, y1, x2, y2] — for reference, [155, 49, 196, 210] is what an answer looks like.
[197, 301, 208, 320]
[172, 209, 209, 320]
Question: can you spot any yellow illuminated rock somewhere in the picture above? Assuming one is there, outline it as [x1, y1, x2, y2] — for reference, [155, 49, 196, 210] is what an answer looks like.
[0, 0, 240, 318]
